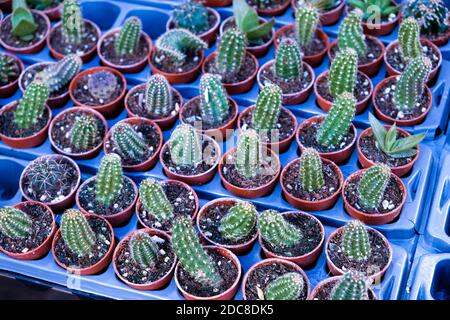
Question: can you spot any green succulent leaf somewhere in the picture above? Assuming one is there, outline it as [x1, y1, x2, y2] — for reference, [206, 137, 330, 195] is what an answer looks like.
[390, 133, 426, 154]
[233, 0, 273, 40]
[384, 124, 398, 151]
[246, 19, 275, 41]
[388, 149, 418, 159]
[368, 113, 387, 151]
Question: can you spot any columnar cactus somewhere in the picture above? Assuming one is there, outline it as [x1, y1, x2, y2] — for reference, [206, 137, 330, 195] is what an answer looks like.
[11, 0, 37, 41]
[69, 114, 98, 149]
[61, 0, 84, 45]
[14, 80, 49, 129]
[328, 48, 358, 98]
[145, 74, 173, 117]
[87, 70, 118, 101]
[172, 0, 209, 34]
[264, 272, 304, 300]
[218, 201, 258, 241]
[274, 38, 303, 82]
[299, 148, 325, 192]
[60, 209, 96, 257]
[341, 220, 371, 262]
[38, 54, 82, 94]
[357, 163, 391, 209]
[112, 122, 148, 161]
[316, 92, 356, 148]
[95, 153, 123, 207]
[252, 83, 282, 131]
[393, 56, 431, 112]
[172, 216, 223, 286]
[199, 73, 229, 125]
[404, 0, 449, 36]
[0, 207, 32, 239]
[331, 271, 369, 300]
[139, 178, 174, 222]
[398, 17, 423, 61]
[258, 210, 301, 248]
[129, 231, 159, 269]
[115, 16, 142, 56]
[0, 55, 20, 86]
[216, 28, 246, 76]
[235, 129, 262, 179]
[338, 11, 367, 58]
[295, 4, 319, 47]
[169, 124, 202, 166]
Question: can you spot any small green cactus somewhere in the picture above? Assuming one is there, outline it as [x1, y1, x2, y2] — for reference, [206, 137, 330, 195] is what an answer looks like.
[398, 17, 423, 61]
[330, 271, 369, 300]
[274, 38, 303, 82]
[299, 148, 325, 192]
[139, 178, 174, 222]
[235, 129, 263, 179]
[69, 114, 98, 149]
[37, 54, 82, 94]
[218, 201, 258, 241]
[252, 83, 282, 131]
[129, 231, 159, 269]
[338, 11, 367, 58]
[328, 48, 358, 98]
[169, 124, 203, 166]
[357, 163, 391, 209]
[295, 4, 319, 47]
[172, 0, 209, 34]
[404, 0, 449, 36]
[14, 80, 49, 129]
[216, 28, 246, 76]
[95, 153, 123, 207]
[172, 216, 223, 287]
[60, 209, 96, 257]
[0, 54, 20, 86]
[0, 207, 32, 239]
[87, 70, 118, 101]
[258, 210, 301, 248]
[11, 0, 38, 41]
[145, 74, 173, 117]
[341, 220, 371, 262]
[199, 73, 230, 125]
[111, 122, 148, 161]
[316, 92, 356, 148]
[61, 0, 84, 45]
[115, 16, 142, 56]
[264, 272, 304, 300]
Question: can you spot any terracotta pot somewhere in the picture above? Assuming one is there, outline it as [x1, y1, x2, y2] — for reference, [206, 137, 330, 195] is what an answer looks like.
[427, 30, 450, 46]
[309, 276, 377, 300]
[124, 83, 182, 131]
[113, 228, 176, 290]
[357, 126, 419, 177]
[69, 66, 127, 117]
[296, 116, 357, 164]
[346, 3, 400, 36]
[41, 3, 63, 21]
[219, 147, 280, 198]
[52, 214, 115, 275]
[160, 135, 221, 185]
[196, 198, 258, 255]
[0, 201, 56, 260]
[372, 76, 432, 126]
[281, 157, 343, 211]
[0, 52, 23, 97]
[242, 258, 310, 300]
[314, 71, 373, 114]
[257, 60, 315, 105]
[237, 105, 298, 153]
[259, 211, 324, 267]
[203, 0, 232, 6]
[202, 52, 258, 95]
[174, 246, 241, 300]
[291, 0, 345, 26]
[255, 0, 290, 16]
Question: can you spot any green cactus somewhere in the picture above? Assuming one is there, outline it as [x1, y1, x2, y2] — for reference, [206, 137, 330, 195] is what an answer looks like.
[129, 231, 159, 269]
[398, 17, 423, 61]
[299, 148, 325, 192]
[145, 74, 173, 117]
[14, 80, 49, 129]
[216, 28, 246, 76]
[139, 178, 174, 222]
[37, 54, 82, 94]
[172, 0, 209, 34]
[347, 0, 400, 20]
[115, 16, 142, 56]
[235, 129, 263, 179]
[199, 73, 230, 125]
[295, 4, 319, 47]
[252, 83, 282, 131]
[0, 207, 32, 239]
[338, 11, 367, 58]
[316, 92, 356, 148]
[258, 210, 301, 248]
[60, 209, 96, 257]
[169, 124, 202, 166]
[264, 272, 304, 300]
[95, 153, 123, 207]
[172, 216, 223, 287]
[341, 220, 371, 262]
[274, 38, 303, 82]
[0, 54, 20, 86]
[357, 163, 391, 209]
[69, 114, 98, 149]
[11, 0, 38, 41]
[330, 271, 369, 300]
[87, 70, 117, 101]
[218, 201, 257, 241]
[404, 0, 449, 36]
[111, 122, 148, 161]
[328, 48, 358, 98]
[61, 0, 84, 45]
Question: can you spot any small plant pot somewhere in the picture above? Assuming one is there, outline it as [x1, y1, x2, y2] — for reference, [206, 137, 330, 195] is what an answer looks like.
[203, 0, 232, 6]
[196, 198, 259, 255]
[40, 3, 63, 21]
[52, 213, 115, 275]
[242, 258, 310, 300]
[372, 76, 432, 126]
[174, 246, 241, 300]
[309, 276, 377, 300]
[296, 116, 357, 164]
[259, 211, 324, 267]
[69, 66, 127, 117]
[113, 228, 177, 290]
[291, 0, 345, 26]
[0, 52, 23, 98]
[251, 0, 291, 16]
[0, 201, 56, 260]
[103, 117, 163, 172]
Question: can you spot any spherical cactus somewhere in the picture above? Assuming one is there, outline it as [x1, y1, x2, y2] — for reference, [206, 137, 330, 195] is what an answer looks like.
[299, 148, 325, 192]
[199, 73, 230, 125]
[129, 231, 159, 269]
[37, 54, 82, 94]
[61, 0, 85, 45]
[357, 163, 391, 209]
[216, 28, 246, 76]
[341, 220, 371, 262]
[87, 70, 118, 101]
[338, 11, 367, 58]
[404, 0, 449, 36]
[0, 54, 20, 86]
[328, 48, 358, 99]
[139, 178, 174, 222]
[218, 201, 258, 241]
[295, 4, 319, 47]
[0, 207, 32, 239]
[330, 271, 369, 300]
[235, 129, 263, 179]
[172, 0, 209, 34]
[145, 74, 173, 117]
[115, 16, 142, 56]
[95, 153, 123, 207]
[60, 209, 96, 257]
[252, 83, 282, 131]
[258, 210, 302, 248]
[11, 0, 37, 41]
[111, 122, 148, 161]
[264, 272, 304, 300]
[69, 114, 98, 149]
[169, 124, 203, 166]
[274, 38, 303, 82]
[398, 17, 423, 61]
[14, 80, 49, 129]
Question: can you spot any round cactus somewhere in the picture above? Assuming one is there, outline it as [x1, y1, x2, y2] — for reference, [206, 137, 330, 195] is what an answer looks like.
[111, 122, 148, 162]
[330, 271, 369, 300]
[295, 4, 319, 47]
[61, 0, 85, 45]
[0, 54, 21, 86]
[338, 11, 367, 58]
[299, 148, 325, 192]
[115, 16, 142, 56]
[235, 129, 263, 179]
[341, 220, 371, 262]
[14, 80, 49, 129]
[404, 0, 449, 36]
[264, 272, 304, 300]
[398, 17, 423, 61]
[357, 163, 391, 209]
[218, 201, 258, 241]
[274, 38, 303, 82]
[252, 83, 282, 131]
[60, 209, 96, 257]
[145, 74, 173, 117]
[169, 124, 203, 166]
[95, 153, 123, 207]
[328, 48, 358, 99]
[139, 178, 174, 222]
[172, 0, 209, 34]
[87, 70, 118, 101]
[0, 207, 32, 239]
[199, 73, 230, 125]
[129, 231, 159, 269]
[216, 28, 247, 76]
[258, 210, 302, 248]
[70, 114, 98, 149]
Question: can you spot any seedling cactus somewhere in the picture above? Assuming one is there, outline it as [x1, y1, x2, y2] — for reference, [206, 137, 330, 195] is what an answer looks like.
[111, 122, 148, 161]
[295, 4, 319, 47]
[60, 209, 96, 257]
[69, 114, 98, 149]
[357, 163, 391, 209]
[95, 153, 123, 207]
[274, 38, 303, 82]
[330, 271, 369, 300]
[216, 28, 246, 76]
[235, 129, 263, 179]
[129, 231, 159, 269]
[38, 54, 82, 94]
[199, 73, 230, 125]
[258, 210, 301, 248]
[252, 83, 282, 131]
[0, 207, 32, 239]
[168, 124, 202, 166]
[61, 0, 84, 45]
[264, 272, 304, 300]
[341, 220, 371, 262]
[398, 17, 423, 61]
[0, 55, 20, 86]
[172, 0, 209, 34]
[145, 74, 173, 117]
[87, 70, 118, 101]
[115, 16, 142, 56]
[404, 0, 449, 36]
[14, 80, 49, 129]
[218, 201, 257, 241]
[338, 11, 367, 58]
[328, 48, 358, 98]
[11, 0, 38, 41]
[139, 178, 174, 222]
[299, 148, 325, 192]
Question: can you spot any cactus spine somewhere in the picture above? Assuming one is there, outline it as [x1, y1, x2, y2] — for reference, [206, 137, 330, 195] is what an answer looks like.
[295, 4, 319, 47]
[258, 210, 301, 248]
[38, 54, 82, 94]
[398, 17, 423, 61]
[235, 129, 262, 179]
[70, 114, 98, 149]
[169, 124, 202, 166]
[357, 163, 391, 209]
[129, 231, 159, 268]
[172, 1, 209, 34]
[0, 54, 20, 86]
[111, 122, 148, 161]
[328, 48, 358, 98]
[299, 148, 325, 192]
[61, 0, 85, 45]
[216, 28, 246, 76]
[341, 220, 371, 262]
[274, 38, 303, 82]
[264, 272, 304, 300]
[139, 178, 174, 222]
[14, 80, 49, 129]
[338, 11, 367, 58]
[252, 83, 282, 131]
[115, 16, 142, 56]
[199, 73, 230, 125]
[218, 201, 257, 241]
[60, 209, 96, 257]
[331, 271, 369, 300]
[95, 153, 123, 207]
[145, 74, 173, 117]
[0, 207, 32, 239]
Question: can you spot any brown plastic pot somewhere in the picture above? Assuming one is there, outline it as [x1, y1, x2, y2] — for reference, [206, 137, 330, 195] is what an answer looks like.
[203, 0, 232, 6]
[0, 52, 23, 97]
[174, 246, 241, 300]
[255, 0, 290, 16]
[0, 201, 56, 260]
[309, 275, 377, 300]
[291, 0, 345, 26]
[259, 211, 324, 267]
[69, 66, 127, 117]
[346, 3, 400, 36]
[242, 258, 310, 300]
[372, 76, 432, 126]
[296, 116, 357, 164]
[314, 71, 373, 114]
[52, 213, 115, 275]
[41, 3, 63, 21]
[113, 228, 176, 290]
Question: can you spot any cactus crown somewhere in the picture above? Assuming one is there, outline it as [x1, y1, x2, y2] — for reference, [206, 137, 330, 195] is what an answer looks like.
[61, 0, 85, 45]
[216, 28, 247, 76]
[129, 231, 159, 269]
[115, 16, 142, 56]
[37, 54, 82, 94]
[258, 210, 302, 248]
[264, 272, 304, 300]
[235, 129, 263, 179]
[169, 123, 203, 166]
[316, 92, 356, 148]
[0, 54, 20, 86]
[404, 0, 449, 35]
[139, 178, 174, 222]
[341, 220, 371, 262]
[299, 148, 325, 192]
[328, 48, 358, 98]
[330, 271, 369, 300]
[172, 0, 209, 34]
[338, 11, 367, 58]
[87, 70, 118, 101]
[199, 73, 230, 125]
[218, 201, 258, 241]
[357, 163, 391, 209]
[11, 0, 38, 41]
[274, 38, 303, 82]
[295, 4, 319, 47]
[0, 207, 32, 239]
[14, 80, 49, 129]
[145, 74, 173, 117]
[60, 209, 96, 257]
[69, 114, 98, 149]
[111, 122, 148, 162]
[252, 83, 282, 131]
[95, 153, 123, 207]
[172, 216, 223, 287]
[398, 17, 423, 61]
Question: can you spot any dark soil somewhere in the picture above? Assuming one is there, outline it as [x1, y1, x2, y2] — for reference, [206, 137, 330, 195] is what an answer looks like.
[72, 71, 124, 106]
[151, 50, 201, 74]
[21, 63, 68, 98]
[49, 21, 98, 56]
[126, 86, 181, 119]
[170, 9, 217, 35]
[0, 203, 52, 254]
[330, 37, 382, 65]
[223, 18, 272, 47]
[0, 102, 49, 138]
[0, 13, 48, 49]
[180, 97, 236, 130]
[312, 278, 375, 300]
[316, 72, 371, 103]
[259, 61, 313, 94]
[203, 53, 256, 84]
[248, 0, 289, 11]
[275, 27, 326, 57]
[0, 54, 20, 86]
[386, 43, 440, 73]
[99, 33, 149, 66]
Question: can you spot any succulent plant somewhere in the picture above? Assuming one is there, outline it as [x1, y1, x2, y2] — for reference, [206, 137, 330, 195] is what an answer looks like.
[295, 4, 319, 47]
[14, 80, 49, 129]
[111, 122, 148, 162]
[398, 17, 423, 61]
[69, 114, 98, 149]
[258, 210, 301, 248]
[338, 11, 367, 58]
[296, 0, 337, 11]
[168, 123, 203, 166]
[404, 0, 449, 36]
[87, 70, 118, 101]
[274, 38, 303, 82]
[341, 220, 371, 262]
[252, 83, 282, 131]
[172, 0, 209, 34]
[11, 0, 38, 41]
[264, 272, 304, 300]
[347, 0, 399, 20]
[216, 28, 247, 77]
[299, 148, 325, 192]
[37, 54, 82, 94]
[218, 201, 258, 241]
[235, 129, 263, 179]
[60, 209, 96, 257]
[330, 271, 369, 300]
[61, 0, 84, 45]
[95, 153, 123, 207]
[115, 16, 142, 56]
[0, 207, 32, 239]
[233, 0, 275, 44]
[0, 54, 20, 86]
[172, 216, 223, 287]
[145, 74, 173, 117]
[129, 231, 159, 269]
[26, 0, 60, 10]
[139, 178, 174, 222]
[199, 73, 230, 125]
[357, 163, 391, 209]
[328, 48, 358, 98]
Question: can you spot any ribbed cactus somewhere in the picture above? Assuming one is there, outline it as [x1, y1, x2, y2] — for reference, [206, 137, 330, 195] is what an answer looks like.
[37, 54, 82, 94]
[95, 153, 123, 207]
[264, 272, 304, 300]
[393, 56, 431, 112]
[338, 11, 367, 58]
[199, 73, 229, 125]
[11, 0, 37, 41]
[258, 210, 301, 248]
[60, 209, 96, 257]
[341, 220, 371, 262]
[0, 207, 32, 239]
[331, 271, 369, 300]
[328, 48, 358, 98]
[398, 17, 423, 61]
[235, 129, 262, 179]
[252, 83, 282, 131]
[404, 0, 449, 36]
[172, 0, 209, 34]
[0, 55, 20, 86]
[316, 92, 356, 148]
[357, 163, 391, 209]
[115, 16, 142, 56]
[218, 201, 257, 241]
[169, 124, 202, 166]
[129, 231, 159, 269]
[172, 216, 223, 287]
[87, 70, 117, 101]
[111, 122, 148, 161]
[69, 114, 98, 149]
[299, 148, 325, 192]
[274, 38, 303, 82]
[216, 28, 246, 76]
[61, 0, 84, 45]
[145, 74, 173, 117]
[295, 4, 319, 47]
[14, 80, 49, 129]
[139, 178, 174, 222]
